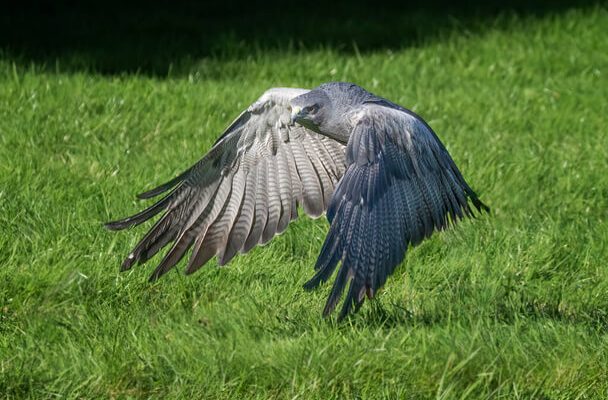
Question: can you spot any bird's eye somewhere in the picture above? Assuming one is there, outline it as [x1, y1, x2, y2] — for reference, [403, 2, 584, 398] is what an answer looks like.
[306, 105, 319, 114]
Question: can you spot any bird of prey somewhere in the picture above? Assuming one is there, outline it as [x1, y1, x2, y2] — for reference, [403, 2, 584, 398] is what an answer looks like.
[106, 82, 488, 320]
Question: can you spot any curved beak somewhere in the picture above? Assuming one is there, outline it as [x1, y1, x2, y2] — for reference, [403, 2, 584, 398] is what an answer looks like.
[290, 105, 303, 125]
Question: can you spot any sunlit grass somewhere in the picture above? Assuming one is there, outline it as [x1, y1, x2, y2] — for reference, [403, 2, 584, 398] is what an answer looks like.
[1, 6, 607, 399]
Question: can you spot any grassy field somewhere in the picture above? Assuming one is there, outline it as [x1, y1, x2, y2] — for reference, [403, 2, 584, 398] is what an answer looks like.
[1, 3, 608, 399]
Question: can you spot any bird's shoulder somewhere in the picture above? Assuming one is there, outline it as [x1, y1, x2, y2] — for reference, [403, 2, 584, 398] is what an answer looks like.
[355, 99, 426, 125]
[248, 87, 309, 113]
[211, 87, 309, 148]
[347, 101, 430, 152]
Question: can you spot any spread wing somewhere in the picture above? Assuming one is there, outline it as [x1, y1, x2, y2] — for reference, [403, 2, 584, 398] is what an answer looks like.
[304, 104, 488, 320]
[106, 88, 347, 281]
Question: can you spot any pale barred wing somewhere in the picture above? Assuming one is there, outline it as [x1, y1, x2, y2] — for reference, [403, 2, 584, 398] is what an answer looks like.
[304, 104, 488, 320]
[106, 88, 347, 281]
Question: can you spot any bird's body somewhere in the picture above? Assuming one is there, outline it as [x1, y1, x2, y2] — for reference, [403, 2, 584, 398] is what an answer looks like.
[106, 82, 488, 320]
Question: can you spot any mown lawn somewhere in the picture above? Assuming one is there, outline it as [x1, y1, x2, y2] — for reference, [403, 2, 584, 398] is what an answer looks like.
[1, 4, 607, 399]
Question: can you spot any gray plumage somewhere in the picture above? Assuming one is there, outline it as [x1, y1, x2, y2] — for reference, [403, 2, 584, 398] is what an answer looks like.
[106, 82, 488, 320]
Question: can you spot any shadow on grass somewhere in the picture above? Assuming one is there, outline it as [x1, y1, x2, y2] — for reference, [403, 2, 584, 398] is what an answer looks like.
[1, 0, 601, 76]
[351, 297, 608, 332]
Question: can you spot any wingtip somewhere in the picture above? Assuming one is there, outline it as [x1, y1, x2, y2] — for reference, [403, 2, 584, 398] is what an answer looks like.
[135, 168, 192, 200]
[303, 276, 321, 291]
[322, 290, 344, 318]
[335, 311, 347, 323]
[183, 265, 197, 276]
[334, 297, 365, 322]
[475, 199, 491, 215]
[120, 253, 137, 271]
[148, 271, 161, 283]
[148, 261, 171, 282]
[322, 303, 337, 319]
[148, 259, 175, 282]
[104, 220, 127, 231]
[321, 303, 359, 323]
[468, 193, 490, 216]
[135, 187, 166, 200]
[136, 191, 154, 200]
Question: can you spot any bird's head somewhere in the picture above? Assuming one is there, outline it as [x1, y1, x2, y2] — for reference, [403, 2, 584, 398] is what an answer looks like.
[290, 82, 375, 143]
[289, 89, 331, 134]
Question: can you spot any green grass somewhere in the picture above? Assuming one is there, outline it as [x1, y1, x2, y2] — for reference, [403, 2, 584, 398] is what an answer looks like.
[1, 5, 608, 399]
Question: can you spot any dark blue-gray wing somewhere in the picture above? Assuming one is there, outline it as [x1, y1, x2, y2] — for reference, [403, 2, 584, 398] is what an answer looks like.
[304, 105, 488, 320]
